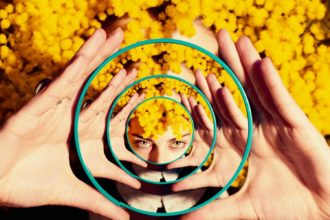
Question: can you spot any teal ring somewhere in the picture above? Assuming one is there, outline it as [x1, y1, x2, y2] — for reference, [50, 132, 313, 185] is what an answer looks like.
[73, 38, 253, 217]
[106, 75, 216, 185]
[124, 96, 195, 166]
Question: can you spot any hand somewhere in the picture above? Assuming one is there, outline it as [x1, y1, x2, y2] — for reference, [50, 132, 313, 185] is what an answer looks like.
[79, 68, 146, 185]
[0, 28, 131, 220]
[108, 92, 147, 168]
[169, 71, 247, 191]
[182, 29, 330, 219]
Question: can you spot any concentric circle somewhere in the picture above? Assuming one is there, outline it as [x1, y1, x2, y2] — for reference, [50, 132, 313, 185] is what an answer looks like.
[125, 96, 195, 166]
[74, 38, 253, 217]
[107, 75, 217, 185]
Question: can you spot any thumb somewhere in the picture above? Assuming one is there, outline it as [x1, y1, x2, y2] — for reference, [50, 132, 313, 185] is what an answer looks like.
[57, 178, 129, 220]
[181, 195, 251, 220]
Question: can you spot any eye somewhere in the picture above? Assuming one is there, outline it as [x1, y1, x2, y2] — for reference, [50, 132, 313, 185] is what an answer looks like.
[134, 140, 152, 149]
[170, 141, 186, 149]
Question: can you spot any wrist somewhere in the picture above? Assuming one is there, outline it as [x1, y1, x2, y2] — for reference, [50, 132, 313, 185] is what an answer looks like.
[0, 127, 21, 182]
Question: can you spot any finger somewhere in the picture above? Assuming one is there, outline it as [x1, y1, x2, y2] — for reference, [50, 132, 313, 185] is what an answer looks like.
[115, 68, 138, 98]
[85, 27, 124, 74]
[217, 29, 246, 86]
[181, 196, 249, 220]
[220, 87, 248, 130]
[25, 29, 107, 115]
[217, 29, 261, 118]
[120, 150, 148, 168]
[196, 104, 213, 131]
[236, 36, 269, 119]
[206, 74, 231, 126]
[236, 36, 280, 119]
[180, 94, 192, 113]
[172, 171, 220, 191]
[188, 96, 204, 129]
[25, 55, 90, 116]
[260, 58, 308, 127]
[80, 69, 127, 121]
[92, 161, 141, 189]
[195, 69, 212, 101]
[194, 69, 222, 121]
[111, 93, 145, 126]
[167, 156, 196, 169]
[61, 178, 129, 220]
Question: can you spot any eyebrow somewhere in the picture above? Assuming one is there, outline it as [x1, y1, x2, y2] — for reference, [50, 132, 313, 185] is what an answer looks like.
[131, 133, 191, 142]
[131, 133, 152, 141]
[168, 133, 191, 142]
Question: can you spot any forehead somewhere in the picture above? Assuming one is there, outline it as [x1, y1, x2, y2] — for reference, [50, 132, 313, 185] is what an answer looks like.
[151, 126, 191, 142]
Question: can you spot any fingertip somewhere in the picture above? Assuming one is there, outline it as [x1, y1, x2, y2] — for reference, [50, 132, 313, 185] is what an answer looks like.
[181, 93, 187, 100]
[139, 93, 146, 100]
[109, 27, 124, 39]
[188, 96, 196, 105]
[221, 86, 229, 95]
[197, 104, 203, 112]
[236, 35, 251, 50]
[195, 68, 203, 76]
[216, 29, 230, 44]
[132, 179, 142, 189]
[206, 73, 216, 81]
[119, 68, 127, 75]
[130, 67, 138, 75]
[172, 183, 182, 192]
[140, 160, 148, 168]
[94, 28, 107, 40]
[261, 57, 273, 70]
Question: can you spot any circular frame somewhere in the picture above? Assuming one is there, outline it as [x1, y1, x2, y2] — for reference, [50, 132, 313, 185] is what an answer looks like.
[125, 96, 195, 166]
[74, 38, 253, 217]
[106, 75, 216, 185]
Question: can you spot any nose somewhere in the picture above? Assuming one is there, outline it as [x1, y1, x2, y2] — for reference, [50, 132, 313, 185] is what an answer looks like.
[148, 145, 171, 163]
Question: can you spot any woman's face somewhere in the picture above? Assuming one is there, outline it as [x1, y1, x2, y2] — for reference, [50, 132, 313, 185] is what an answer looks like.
[129, 126, 191, 164]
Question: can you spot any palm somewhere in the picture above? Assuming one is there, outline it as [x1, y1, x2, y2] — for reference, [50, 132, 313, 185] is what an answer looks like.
[181, 30, 330, 219]
[0, 28, 139, 220]
[170, 78, 247, 190]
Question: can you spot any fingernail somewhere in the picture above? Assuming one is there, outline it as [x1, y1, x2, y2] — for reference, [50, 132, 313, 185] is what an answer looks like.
[93, 28, 104, 36]
[34, 78, 52, 95]
[82, 99, 93, 109]
[209, 73, 217, 80]
[130, 67, 137, 75]
[110, 27, 123, 37]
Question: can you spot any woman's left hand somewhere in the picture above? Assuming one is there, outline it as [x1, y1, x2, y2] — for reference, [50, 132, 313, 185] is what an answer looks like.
[168, 70, 248, 190]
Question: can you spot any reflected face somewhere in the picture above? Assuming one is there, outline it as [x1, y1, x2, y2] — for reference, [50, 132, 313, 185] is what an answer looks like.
[129, 126, 191, 164]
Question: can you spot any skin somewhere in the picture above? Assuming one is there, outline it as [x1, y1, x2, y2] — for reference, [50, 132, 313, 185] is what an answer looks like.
[173, 30, 330, 219]
[128, 121, 192, 164]
[0, 26, 329, 220]
[0, 28, 146, 220]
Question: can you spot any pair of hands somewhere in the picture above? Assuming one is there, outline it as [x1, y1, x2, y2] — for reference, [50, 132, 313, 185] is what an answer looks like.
[0, 27, 329, 220]
[0, 28, 147, 220]
[168, 30, 330, 219]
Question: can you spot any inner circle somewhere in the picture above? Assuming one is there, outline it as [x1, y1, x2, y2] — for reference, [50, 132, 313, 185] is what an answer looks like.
[125, 96, 194, 165]
[107, 75, 217, 185]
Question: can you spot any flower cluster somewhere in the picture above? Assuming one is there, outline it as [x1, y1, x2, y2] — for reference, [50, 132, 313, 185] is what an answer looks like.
[1, 0, 330, 187]
[128, 98, 193, 140]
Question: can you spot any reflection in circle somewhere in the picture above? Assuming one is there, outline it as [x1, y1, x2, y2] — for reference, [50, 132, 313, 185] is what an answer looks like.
[126, 97, 194, 164]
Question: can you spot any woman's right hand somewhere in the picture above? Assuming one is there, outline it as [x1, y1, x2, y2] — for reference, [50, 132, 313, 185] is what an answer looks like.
[181, 29, 330, 220]
[168, 71, 248, 191]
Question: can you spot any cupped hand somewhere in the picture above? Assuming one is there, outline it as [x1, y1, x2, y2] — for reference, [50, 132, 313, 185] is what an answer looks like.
[181, 29, 330, 219]
[0, 28, 133, 220]
[108, 91, 147, 168]
[168, 71, 248, 191]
